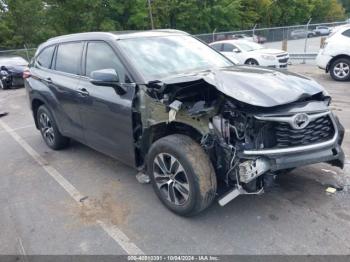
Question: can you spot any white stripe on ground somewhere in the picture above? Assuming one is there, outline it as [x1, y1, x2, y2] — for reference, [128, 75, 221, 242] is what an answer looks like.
[0, 124, 35, 135]
[0, 119, 144, 255]
[17, 237, 29, 262]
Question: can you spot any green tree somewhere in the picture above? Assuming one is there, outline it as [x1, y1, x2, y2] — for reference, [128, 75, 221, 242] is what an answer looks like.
[151, 0, 241, 33]
[339, 0, 350, 15]
[0, 0, 347, 49]
[0, 0, 47, 48]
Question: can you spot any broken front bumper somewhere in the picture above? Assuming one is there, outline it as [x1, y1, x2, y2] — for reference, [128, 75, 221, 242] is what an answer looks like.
[242, 113, 345, 170]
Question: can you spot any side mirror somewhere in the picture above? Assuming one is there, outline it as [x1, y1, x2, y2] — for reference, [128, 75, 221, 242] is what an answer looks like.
[90, 69, 127, 95]
[233, 48, 240, 53]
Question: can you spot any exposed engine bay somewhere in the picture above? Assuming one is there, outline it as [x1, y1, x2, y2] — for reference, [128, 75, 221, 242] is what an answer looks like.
[134, 68, 345, 206]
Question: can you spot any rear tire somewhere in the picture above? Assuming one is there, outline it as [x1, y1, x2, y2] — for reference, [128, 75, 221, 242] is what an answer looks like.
[330, 58, 350, 81]
[37, 105, 70, 150]
[147, 134, 217, 216]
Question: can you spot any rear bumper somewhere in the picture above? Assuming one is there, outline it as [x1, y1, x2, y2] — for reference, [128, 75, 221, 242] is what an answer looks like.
[316, 52, 332, 71]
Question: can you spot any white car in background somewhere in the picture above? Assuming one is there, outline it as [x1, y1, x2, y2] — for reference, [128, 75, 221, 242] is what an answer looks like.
[316, 25, 350, 81]
[231, 34, 267, 43]
[313, 26, 331, 36]
[210, 40, 289, 68]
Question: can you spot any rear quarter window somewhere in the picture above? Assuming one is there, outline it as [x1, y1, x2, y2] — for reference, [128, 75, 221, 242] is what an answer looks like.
[35, 45, 55, 69]
[210, 43, 222, 51]
[55, 42, 83, 75]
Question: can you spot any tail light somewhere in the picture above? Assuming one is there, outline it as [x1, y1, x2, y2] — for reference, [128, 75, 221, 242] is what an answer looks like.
[23, 68, 31, 79]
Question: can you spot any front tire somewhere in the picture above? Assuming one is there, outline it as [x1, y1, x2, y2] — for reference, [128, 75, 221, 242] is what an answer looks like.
[147, 135, 217, 216]
[245, 59, 259, 66]
[330, 58, 350, 81]
[37, 105, 70, 150]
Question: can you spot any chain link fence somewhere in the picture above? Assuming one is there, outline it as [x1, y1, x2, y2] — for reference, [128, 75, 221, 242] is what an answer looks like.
[195, 21, 349, 62]
[0, 47, 37, 63]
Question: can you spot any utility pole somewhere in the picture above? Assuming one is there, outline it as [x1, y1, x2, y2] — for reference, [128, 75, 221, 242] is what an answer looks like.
[302, 18, 312, 64]
[147, 0, 155, 30]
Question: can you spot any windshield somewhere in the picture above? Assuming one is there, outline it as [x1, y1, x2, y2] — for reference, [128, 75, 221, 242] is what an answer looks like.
[0, 56, 28, 66]
[236, 41, 263, 52]
[117, 35, 233, 81]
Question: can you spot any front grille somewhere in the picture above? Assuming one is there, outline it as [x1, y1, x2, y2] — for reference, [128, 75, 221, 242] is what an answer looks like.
[11, 76, 24, 86]
[273, 115, 335, 148]
[278, 57, 289, 63]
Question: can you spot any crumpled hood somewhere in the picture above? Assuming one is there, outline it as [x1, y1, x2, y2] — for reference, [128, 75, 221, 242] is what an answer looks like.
[160, 66, 326, 108]
[6, 65, 26, 74]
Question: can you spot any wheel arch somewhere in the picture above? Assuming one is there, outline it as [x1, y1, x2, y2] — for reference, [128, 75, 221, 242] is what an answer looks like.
[32, 98, 45, 129]
[327, 54, 350, 72]
[139, 121, 203, 167]
[244, 58, 259, 65]
[31, 97, 62, 132]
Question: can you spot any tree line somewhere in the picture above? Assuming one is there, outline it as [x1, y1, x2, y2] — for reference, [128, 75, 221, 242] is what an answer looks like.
[0, 0, 348, 49]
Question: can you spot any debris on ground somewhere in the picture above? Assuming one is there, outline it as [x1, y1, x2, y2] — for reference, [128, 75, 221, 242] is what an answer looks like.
[136, 172, 150, 184]
[79, 196, 88, 203]
[0, 112, 8, 118]
[326, 187, 337, 194]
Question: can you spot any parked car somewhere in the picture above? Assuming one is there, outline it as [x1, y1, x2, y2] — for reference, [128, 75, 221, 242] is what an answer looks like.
[313, 26, 331, 36]
[316, 25, 350, 81]
[0, 56, 28, 89]
[25, 30, 344, 216]
[290, 29, 316, 39]
[210, 39, 289, 68]
[231, 34, 267, 44]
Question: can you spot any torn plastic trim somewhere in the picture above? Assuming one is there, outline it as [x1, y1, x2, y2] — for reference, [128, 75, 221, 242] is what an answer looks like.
[218, 185, 264, 206]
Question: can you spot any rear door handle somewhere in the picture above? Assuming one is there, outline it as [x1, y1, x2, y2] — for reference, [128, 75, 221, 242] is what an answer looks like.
[77, 87, 89, 96]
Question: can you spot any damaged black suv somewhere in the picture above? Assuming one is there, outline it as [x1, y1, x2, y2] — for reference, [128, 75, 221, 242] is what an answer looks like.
[25, 30, 345, 216]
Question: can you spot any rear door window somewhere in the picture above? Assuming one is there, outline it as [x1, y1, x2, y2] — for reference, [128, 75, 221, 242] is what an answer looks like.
[36, 45, 55, 69]
[85, 41, 128, 82]
[55, 42, 83, 75]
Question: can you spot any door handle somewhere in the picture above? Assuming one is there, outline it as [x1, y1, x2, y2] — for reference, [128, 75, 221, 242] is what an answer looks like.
[77, 87, 89, 96]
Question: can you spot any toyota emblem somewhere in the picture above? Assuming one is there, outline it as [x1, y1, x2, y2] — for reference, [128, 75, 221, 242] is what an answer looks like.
[292, 113, 310, 129]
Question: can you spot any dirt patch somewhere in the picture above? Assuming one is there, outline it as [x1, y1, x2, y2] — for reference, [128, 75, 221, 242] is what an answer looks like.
[79, 193, 130, 225]
[64, 192, 130, 228]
